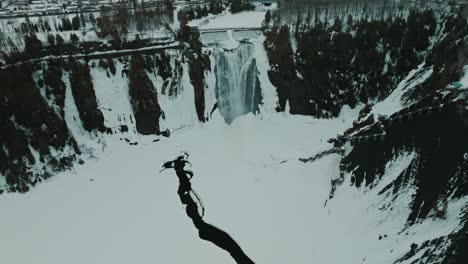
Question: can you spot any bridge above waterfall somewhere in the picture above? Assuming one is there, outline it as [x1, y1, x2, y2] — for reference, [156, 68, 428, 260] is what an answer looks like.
[195, 27, 264, 33]
[248, 0, 277, 5]
[191, 26, 264, 45]
[188, 10, 268, 44]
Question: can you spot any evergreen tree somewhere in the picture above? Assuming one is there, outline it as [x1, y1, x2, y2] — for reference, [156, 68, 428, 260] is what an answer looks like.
[47, 34, 55, 46]
[62, 18, 73, 31]
[70, 33, 79, 44]
[72, 16, 80, 31]
[333, 17, 343, 32]
[265, 10, 271, 25]
[55, 34, 65, 46]
[24, 33, 43, 58]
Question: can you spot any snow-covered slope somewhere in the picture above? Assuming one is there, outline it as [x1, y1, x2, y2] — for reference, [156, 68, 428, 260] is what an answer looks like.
[1, 109, 466, 264]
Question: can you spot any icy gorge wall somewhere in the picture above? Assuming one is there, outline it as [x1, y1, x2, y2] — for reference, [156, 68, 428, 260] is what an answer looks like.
[0, 62, 80, 193]
[0, 32, 271, 192]
[0, 49, 195, 192]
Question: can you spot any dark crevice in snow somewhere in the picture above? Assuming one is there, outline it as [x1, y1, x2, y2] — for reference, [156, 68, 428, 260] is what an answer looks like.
[162, 156, 255, 264]
[299, 147, 347, 201]
[299, 147, 342, 163]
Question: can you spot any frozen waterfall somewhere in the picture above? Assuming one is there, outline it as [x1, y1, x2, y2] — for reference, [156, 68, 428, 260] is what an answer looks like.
[214, 44, 262, 123]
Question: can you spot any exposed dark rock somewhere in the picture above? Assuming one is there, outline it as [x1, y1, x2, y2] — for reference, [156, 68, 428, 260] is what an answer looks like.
[119, 125, 129, 133]
[188, 57, 207, 122]
[69, 60, 106, 133]
[128, 53, 162, 135]
[157, 129, 171, 138]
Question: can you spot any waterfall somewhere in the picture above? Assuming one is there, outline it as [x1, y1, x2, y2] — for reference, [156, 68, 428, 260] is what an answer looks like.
[214, 44, 262, 123]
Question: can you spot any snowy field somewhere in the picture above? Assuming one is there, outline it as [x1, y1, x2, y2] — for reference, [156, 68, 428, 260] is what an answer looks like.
[189, 9, 268, 30]
[1, 109, 465, 264]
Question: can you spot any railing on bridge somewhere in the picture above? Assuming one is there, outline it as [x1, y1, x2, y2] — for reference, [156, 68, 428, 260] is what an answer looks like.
[190, 26, 265, 33]
[248, 0, 277, 4]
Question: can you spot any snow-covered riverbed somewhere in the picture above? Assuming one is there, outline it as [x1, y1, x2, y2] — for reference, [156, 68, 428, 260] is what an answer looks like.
[1, 109, 465, 264]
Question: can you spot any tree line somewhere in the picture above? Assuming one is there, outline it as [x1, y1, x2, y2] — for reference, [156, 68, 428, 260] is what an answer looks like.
[264, 8, 439, 117]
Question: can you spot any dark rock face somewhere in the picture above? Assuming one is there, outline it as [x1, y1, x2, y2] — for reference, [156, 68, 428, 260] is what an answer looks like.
[187, 31, 211, 122]
[0, 62, 78, 192]
[69, 60, 106, 132]
[244, 59, 263, 115]
[119, 125, 129, 133]
[128, 53, 162, 135]
[189, 58, 207, 122]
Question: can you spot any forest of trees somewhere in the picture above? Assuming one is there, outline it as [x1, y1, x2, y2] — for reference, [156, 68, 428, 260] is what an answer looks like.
[230, 0, 255, 13]
[271, 0, 460, 28]
[0, 61, 79, 192]
[265, 8, 440, 117]
[177, 0, 225, 43]
[0, 0, 177, 64]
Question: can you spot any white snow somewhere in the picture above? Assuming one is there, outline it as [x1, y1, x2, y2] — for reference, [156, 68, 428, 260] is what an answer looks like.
[189, 10, 266, 30]
[156, 59, 201, 131]
[1, 107, 465, 264]
[91, 60, 138, 136]
[371, 64, 433, 117]
[459, 65, 468, 88]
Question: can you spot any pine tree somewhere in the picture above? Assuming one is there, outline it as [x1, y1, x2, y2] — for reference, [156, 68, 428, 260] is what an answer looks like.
[55, 34, 65, 46]
[62, 18, 73, 31]
[47, 34, 55, 46]
[265, 10, 271, 25]
[72, 16, 80, 31]
[24, 33, 43, 58]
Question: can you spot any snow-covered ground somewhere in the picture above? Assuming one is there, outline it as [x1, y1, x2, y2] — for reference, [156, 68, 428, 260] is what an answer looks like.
[1, 107, 466, 263]
[189, 10, 267, 30]
[460, 65, 468, 88]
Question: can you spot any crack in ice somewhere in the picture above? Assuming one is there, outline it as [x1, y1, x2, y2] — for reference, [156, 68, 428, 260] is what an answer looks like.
[162, 155, 255, 264]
